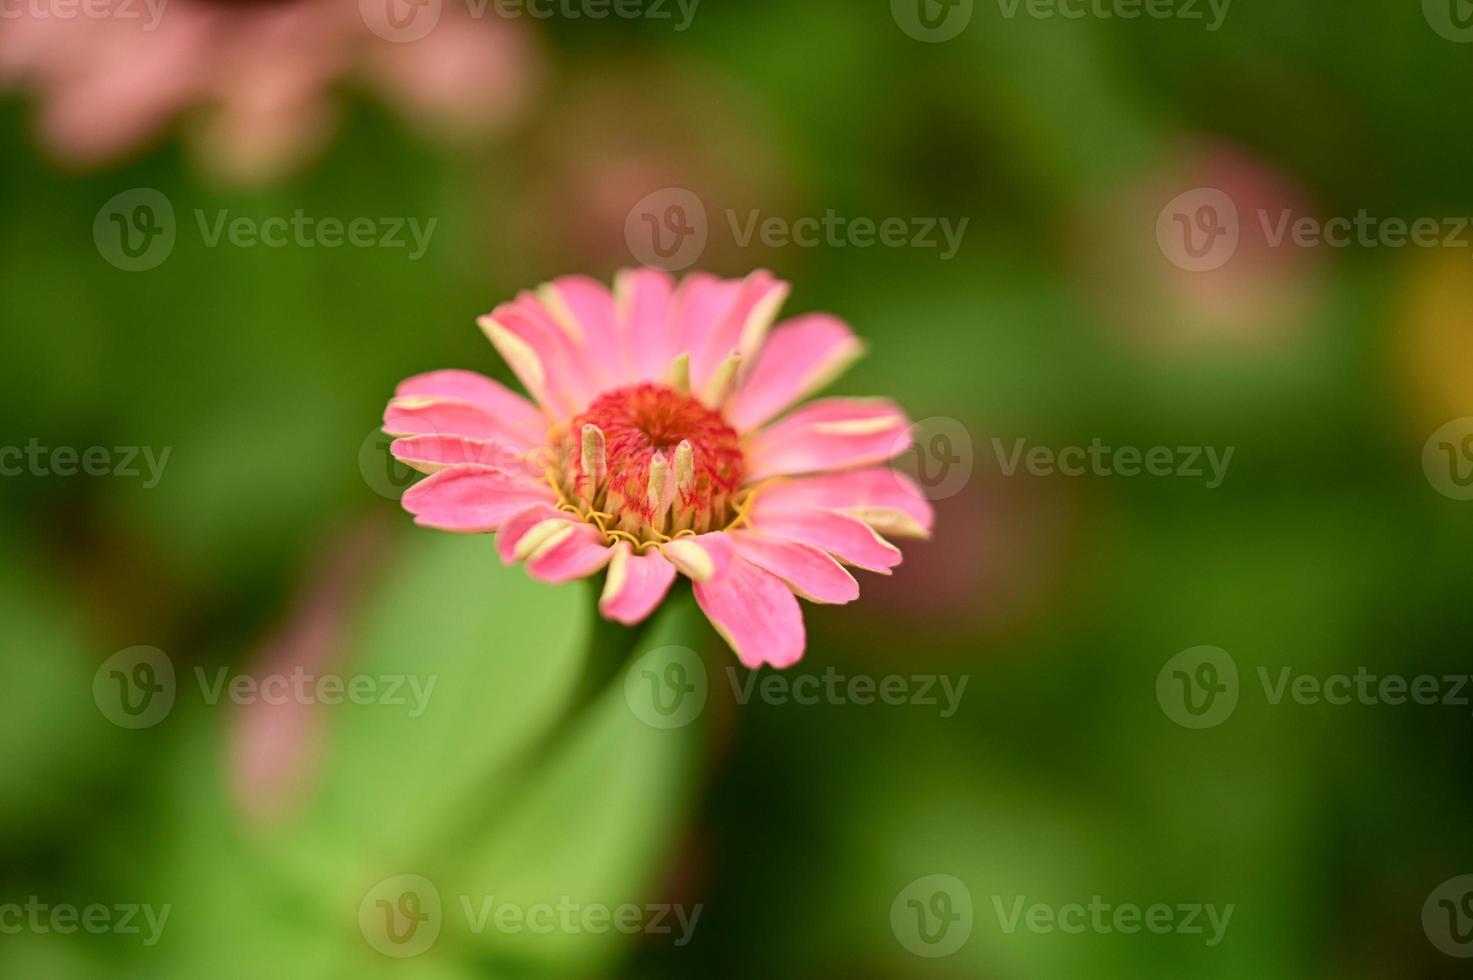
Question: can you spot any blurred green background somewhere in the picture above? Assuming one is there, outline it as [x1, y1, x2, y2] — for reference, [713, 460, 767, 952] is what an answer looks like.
[2, 1, 1472, 977]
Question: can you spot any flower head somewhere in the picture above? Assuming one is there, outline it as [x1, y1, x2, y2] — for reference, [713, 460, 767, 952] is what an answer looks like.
[383, 269, 933, 668]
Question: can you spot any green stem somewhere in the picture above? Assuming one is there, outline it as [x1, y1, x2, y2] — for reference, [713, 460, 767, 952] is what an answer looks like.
[426, 585, 664, 867]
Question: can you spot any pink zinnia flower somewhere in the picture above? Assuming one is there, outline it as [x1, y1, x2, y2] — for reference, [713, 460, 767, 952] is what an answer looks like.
[383, 269, 933, 668]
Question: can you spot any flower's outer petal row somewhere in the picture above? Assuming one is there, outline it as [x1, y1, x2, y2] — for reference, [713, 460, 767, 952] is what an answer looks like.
[496, 504, 574, 563]
[394, 368, 545, 437]
[751, 467, 934, 539]
[746, 500, 903, 573]
[689, 269, 789, 396]
[743, 398, 913, 481]
[730, 531, 859, 604]
[692, 557, 806, 669]
[384, 395, 546, 452]
[540, 275, 624, 388]
[615, 267, 677, 382]
[660, 531, 734, 582]
[723, 313, 865, 432]
[401, 465, 555, 533]
[599, 542, 679, 625]
[478, 291, 602, 417]
[666, 273, 744, 382]
[390, 435, 536, 479]
[525, 523, 613, 583]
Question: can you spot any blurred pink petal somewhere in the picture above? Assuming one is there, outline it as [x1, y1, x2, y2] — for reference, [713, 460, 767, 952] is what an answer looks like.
[0, 0, 537, 182]
[229, 520, 388, 827]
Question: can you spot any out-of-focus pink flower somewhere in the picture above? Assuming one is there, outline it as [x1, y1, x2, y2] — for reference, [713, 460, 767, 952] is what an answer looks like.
[228, 520, 388, 827]
[506, 63, 791, 274]
[382, 270, 934, 669]
[1073, 140, 1326, 356]
[0, 0, 535, 183]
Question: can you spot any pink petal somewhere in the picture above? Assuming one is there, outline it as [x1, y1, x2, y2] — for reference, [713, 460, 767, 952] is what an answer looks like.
[693, 558, 806, 669]
[401, 465, 554, 533]
[496, 504, 573, 563]
[691, 270, 789, 395]
[478, 292, 599, 417]
[542, 276, 623, 386]
[395, 369, 544, 434]
[614, 267, 675, 382]
[389, 435, 533, 478]
[661, 531, 735, 582]
[731, 531, 859, 604]
[525, 523, 613, 583]
[747, 503, 903, 573]
[744, 398, 913, 480]
[666, 273, 744, 376]
[599, 542, 679, 625]
[753, 467, 934, 538]
[383, 396, 540, 450]
[724, 313, 866, 432]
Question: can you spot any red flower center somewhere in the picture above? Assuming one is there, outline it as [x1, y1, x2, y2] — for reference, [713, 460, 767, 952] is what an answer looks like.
[559, 383, 746, 541]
